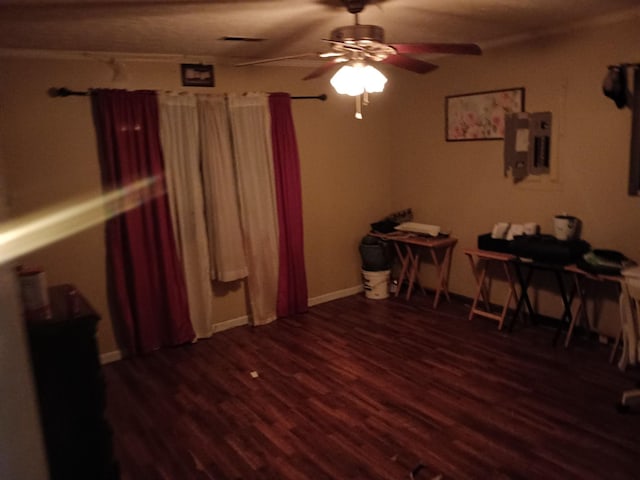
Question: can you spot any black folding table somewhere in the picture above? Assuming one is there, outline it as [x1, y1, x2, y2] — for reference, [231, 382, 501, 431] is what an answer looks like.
[507, 258, 576, 345]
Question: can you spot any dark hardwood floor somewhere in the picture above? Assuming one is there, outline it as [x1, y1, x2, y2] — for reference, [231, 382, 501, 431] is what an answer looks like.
[103, 292, 640, 480]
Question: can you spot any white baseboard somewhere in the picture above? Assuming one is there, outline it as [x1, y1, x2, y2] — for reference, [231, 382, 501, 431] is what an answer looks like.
[210, 315, 249, 334]
[100, 350, 122, 365]
[308, 284, 363, 307]
[98, 286, 363, 364]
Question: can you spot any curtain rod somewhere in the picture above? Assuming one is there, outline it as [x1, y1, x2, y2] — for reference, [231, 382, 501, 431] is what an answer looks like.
[48, 87, 327, 101]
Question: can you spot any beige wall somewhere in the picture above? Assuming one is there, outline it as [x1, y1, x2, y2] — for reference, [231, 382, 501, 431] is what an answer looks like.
[387, 16, 640, 334]
[0, 140, 49, 479]
[2, 14, 639, 353]
[0, 58, 393, 354]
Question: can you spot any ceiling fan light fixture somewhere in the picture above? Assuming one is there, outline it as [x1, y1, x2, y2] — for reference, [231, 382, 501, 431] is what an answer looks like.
[329, 62, 387, 96]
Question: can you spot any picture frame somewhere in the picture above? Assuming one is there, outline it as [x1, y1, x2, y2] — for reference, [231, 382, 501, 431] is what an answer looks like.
[181, 63, 215, 87]
[445, 87, 525, 141]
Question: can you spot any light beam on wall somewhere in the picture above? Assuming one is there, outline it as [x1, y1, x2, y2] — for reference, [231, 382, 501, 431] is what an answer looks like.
[0, 177, 163, 265]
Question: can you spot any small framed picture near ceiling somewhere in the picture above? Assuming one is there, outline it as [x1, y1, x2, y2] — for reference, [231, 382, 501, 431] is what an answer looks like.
[181, 63, 215, 87]
[445, 87, 525, 141]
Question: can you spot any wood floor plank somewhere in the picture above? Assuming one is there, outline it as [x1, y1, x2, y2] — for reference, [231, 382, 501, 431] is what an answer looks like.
[103, 293, 640, 479]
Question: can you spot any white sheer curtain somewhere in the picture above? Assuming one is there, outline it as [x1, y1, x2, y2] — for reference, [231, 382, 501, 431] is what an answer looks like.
[197, 95, 248, 282]
[159, 93, 214, 338]
[227, 93, 279, 325]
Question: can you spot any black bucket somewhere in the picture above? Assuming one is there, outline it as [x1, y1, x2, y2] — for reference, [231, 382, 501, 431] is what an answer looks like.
[359, 235, 391, 271]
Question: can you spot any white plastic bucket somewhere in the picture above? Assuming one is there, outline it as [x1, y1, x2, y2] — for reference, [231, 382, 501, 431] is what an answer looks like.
[362, 269, 391, 299]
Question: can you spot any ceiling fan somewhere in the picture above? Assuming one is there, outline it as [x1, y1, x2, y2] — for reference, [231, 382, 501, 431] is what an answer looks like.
[236, 0, 481, 118]
[235, 0, 482, 81]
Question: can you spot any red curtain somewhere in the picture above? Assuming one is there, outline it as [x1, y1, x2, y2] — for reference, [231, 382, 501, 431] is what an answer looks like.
[269, 93, 308, 316]
[92, 89, 194, 355]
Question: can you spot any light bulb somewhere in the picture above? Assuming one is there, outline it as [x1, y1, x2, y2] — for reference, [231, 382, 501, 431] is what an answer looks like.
[361, 65, 387, 93]
[330, 64, 364, 96]
[330, 63, 387, 97]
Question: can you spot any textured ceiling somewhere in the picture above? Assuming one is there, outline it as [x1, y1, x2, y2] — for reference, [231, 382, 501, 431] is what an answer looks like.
[1, 0, 640, 63]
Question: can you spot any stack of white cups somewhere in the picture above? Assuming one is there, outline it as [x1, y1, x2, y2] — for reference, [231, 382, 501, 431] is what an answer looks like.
[491, 222, 539, 240]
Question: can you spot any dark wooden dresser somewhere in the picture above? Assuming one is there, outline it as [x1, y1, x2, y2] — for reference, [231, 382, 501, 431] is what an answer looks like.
[26, 284, 119, 480]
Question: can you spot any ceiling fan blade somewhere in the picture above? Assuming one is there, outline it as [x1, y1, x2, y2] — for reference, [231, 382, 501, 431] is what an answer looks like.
[303, 59, 344, 80]
[390, 43, 482, 56]
[235, 53, 321, 67]
[319, 51, 346, 58]
[381, 54, 438, 74]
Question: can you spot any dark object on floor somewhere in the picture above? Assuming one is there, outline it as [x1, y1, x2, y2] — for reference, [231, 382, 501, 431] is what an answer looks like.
[410, 463, 425, 479]
[616, 402, 631, 414]
[410, 463, 442, 480]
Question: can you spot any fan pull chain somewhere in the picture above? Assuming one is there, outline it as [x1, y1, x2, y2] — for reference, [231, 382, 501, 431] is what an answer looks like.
[355, 92, 371, 119]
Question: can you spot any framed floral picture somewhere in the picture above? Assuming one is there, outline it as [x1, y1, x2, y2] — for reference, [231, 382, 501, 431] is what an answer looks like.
[445, 87, 525, 141]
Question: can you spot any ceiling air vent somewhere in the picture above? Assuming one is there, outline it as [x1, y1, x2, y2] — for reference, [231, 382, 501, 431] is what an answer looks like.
[220, 36, 266, 42]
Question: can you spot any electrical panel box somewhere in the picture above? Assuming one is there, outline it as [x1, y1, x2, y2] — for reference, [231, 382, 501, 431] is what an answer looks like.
[504, 111, 552, 182]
